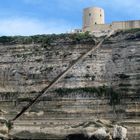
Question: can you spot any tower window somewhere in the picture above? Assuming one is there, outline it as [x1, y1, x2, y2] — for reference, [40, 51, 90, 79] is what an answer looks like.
[89, 13, 91, 16]
[100, 14, 102, 17]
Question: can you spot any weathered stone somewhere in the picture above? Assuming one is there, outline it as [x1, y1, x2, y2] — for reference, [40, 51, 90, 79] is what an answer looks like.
[0, 30, 139, 139]
[91, 127, 109, 140]
[113, 125, 127, 140]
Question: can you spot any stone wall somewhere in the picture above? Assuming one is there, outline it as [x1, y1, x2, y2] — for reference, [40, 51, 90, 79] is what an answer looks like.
[112, 20, 140, 30]
[83, 20, 140, 32]
[84, 24, 111, 32]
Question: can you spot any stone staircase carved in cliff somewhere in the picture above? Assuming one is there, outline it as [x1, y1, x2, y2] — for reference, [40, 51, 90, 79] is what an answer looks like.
[12, 31, 114, 122]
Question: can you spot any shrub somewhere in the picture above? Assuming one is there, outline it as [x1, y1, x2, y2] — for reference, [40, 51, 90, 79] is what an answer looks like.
[0, 36, 13, 44]
[54, 86, 121, 105]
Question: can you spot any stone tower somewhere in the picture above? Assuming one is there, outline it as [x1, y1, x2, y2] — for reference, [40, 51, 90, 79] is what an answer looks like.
[83, 7, 105, 32]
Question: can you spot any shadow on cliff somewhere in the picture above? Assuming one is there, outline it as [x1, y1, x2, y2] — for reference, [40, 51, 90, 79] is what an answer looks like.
[66, 134, 110, 140]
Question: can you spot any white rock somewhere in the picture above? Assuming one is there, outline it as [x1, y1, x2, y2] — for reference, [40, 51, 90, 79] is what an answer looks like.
[88, 127, 109, 139]
[113, 125, 127, 140]
[37, 111, 44, 116]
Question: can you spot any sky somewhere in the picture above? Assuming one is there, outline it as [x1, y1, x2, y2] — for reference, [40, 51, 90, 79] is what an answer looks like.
[0, 0, 139, 35]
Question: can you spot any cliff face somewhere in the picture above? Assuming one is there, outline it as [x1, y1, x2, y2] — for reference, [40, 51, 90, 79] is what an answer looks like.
[0, 30, 140, 139]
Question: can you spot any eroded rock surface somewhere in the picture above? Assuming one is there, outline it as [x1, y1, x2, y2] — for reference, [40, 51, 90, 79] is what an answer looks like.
[0, 29, 140, 139]
[113, 125, 127, 140]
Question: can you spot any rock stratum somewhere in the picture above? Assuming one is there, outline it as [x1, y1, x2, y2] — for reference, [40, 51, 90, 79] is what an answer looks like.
[0, 29, 140, 139]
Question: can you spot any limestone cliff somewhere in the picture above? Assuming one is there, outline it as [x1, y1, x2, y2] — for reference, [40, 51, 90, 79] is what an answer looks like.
[0, 29, 140, 139]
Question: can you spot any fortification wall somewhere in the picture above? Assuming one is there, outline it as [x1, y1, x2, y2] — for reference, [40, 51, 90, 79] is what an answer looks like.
[112, 20, 140, 30]
[83, 24, 111, 32]
[83, 20, 140, 32]
[91, 24, 111, 31]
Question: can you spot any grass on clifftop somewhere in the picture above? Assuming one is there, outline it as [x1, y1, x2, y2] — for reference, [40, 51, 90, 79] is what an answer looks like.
[0, 31, 95, 45]
[123, 28, 140, 33]
[0, 28, 140, 45]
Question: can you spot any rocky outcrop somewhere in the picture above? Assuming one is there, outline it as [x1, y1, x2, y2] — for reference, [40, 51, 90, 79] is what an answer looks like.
[113, 125, 127, 140]
[0, 29, 140, 139]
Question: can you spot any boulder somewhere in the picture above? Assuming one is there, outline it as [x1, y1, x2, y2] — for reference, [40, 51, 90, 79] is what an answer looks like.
[112, 125, 127, 140]
[88, 127, 112, 140]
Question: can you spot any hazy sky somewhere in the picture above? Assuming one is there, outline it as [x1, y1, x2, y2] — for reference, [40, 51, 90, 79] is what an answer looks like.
[0, 0, 139, 35]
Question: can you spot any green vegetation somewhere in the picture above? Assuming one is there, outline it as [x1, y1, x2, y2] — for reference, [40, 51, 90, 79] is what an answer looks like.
[14, 131, 49, 139]
[54, 86, 121, 105]
[0, 28, 139, 45]
[17, 97, 32, 102]
[0, 36, 32, 44]
[70, 31, 94, 43]
[119, 83, 132, 87]
[0, 32, 95, 45]
[115, 74, 130, 79]
[109, 28, 140, 38]
[6, 120, 13, 132]
[29, 108, 40, 113]
[64, 74, 74, 79]
[0, 36, 13, 44]
[123, 28, 140, 33]
[84, 74, 95, 81]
